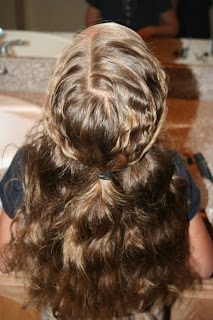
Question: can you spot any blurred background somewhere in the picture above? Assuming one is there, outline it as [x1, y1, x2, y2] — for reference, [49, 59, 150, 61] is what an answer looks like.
[0, 0, 87, 32]
[0, 0, 212, 38]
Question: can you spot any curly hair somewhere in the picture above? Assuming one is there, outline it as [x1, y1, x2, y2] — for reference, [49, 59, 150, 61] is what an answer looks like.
[8, 23, 195, 320]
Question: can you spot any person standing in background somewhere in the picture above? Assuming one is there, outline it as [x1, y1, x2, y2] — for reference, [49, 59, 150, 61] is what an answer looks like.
[85, 0, 179, 40]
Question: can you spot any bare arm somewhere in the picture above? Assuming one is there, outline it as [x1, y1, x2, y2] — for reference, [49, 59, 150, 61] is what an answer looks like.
[0, 210, 12, 273]
[137, 8, 179, 40]
[188, 211, 213, 279]
[85, 4, 101, 27]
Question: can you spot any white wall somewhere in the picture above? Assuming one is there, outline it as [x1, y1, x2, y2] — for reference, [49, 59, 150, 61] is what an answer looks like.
[0, 0, 17, 29]
[24, 0, 87, 32]
[0, 0, 88, 32]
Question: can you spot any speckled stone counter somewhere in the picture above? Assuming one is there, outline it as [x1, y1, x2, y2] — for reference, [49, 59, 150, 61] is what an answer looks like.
[0, 57, 55, 93]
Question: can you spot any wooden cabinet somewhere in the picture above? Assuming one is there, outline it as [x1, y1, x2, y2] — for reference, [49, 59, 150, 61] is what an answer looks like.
[0, 270, 212, 319]
[171, 278, 213, 320]
[0, 296, 40, 320]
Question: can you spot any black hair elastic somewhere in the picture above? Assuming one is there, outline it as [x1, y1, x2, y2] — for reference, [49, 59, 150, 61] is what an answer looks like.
[98, 171, 114, 180]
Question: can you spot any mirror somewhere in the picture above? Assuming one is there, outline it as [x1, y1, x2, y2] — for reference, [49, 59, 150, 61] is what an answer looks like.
[0, 0, 212, 38]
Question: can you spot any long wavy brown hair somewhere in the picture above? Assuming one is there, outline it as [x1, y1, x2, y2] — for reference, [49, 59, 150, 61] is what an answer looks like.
[7, 23, 195, 319]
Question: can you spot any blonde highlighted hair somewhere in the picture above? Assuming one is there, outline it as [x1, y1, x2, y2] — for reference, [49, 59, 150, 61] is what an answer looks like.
[8, 23, 195, 320]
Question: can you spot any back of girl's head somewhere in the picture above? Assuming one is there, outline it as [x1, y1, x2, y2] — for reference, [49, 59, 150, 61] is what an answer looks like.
[44, 22, 168, 171]
[10, 23, 196, 320]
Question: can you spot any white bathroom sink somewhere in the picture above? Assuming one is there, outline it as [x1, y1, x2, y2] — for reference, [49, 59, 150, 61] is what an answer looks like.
[0, 95, 42, 169]
[1, 30, 76, 58]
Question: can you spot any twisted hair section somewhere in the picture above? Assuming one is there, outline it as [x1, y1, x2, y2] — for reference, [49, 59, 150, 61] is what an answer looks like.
[7, 23, 196, 320]
[44, 22, 168, 170]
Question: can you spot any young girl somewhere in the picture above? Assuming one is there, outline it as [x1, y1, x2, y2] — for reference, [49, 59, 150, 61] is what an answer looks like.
[0, 23, 213, 320]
